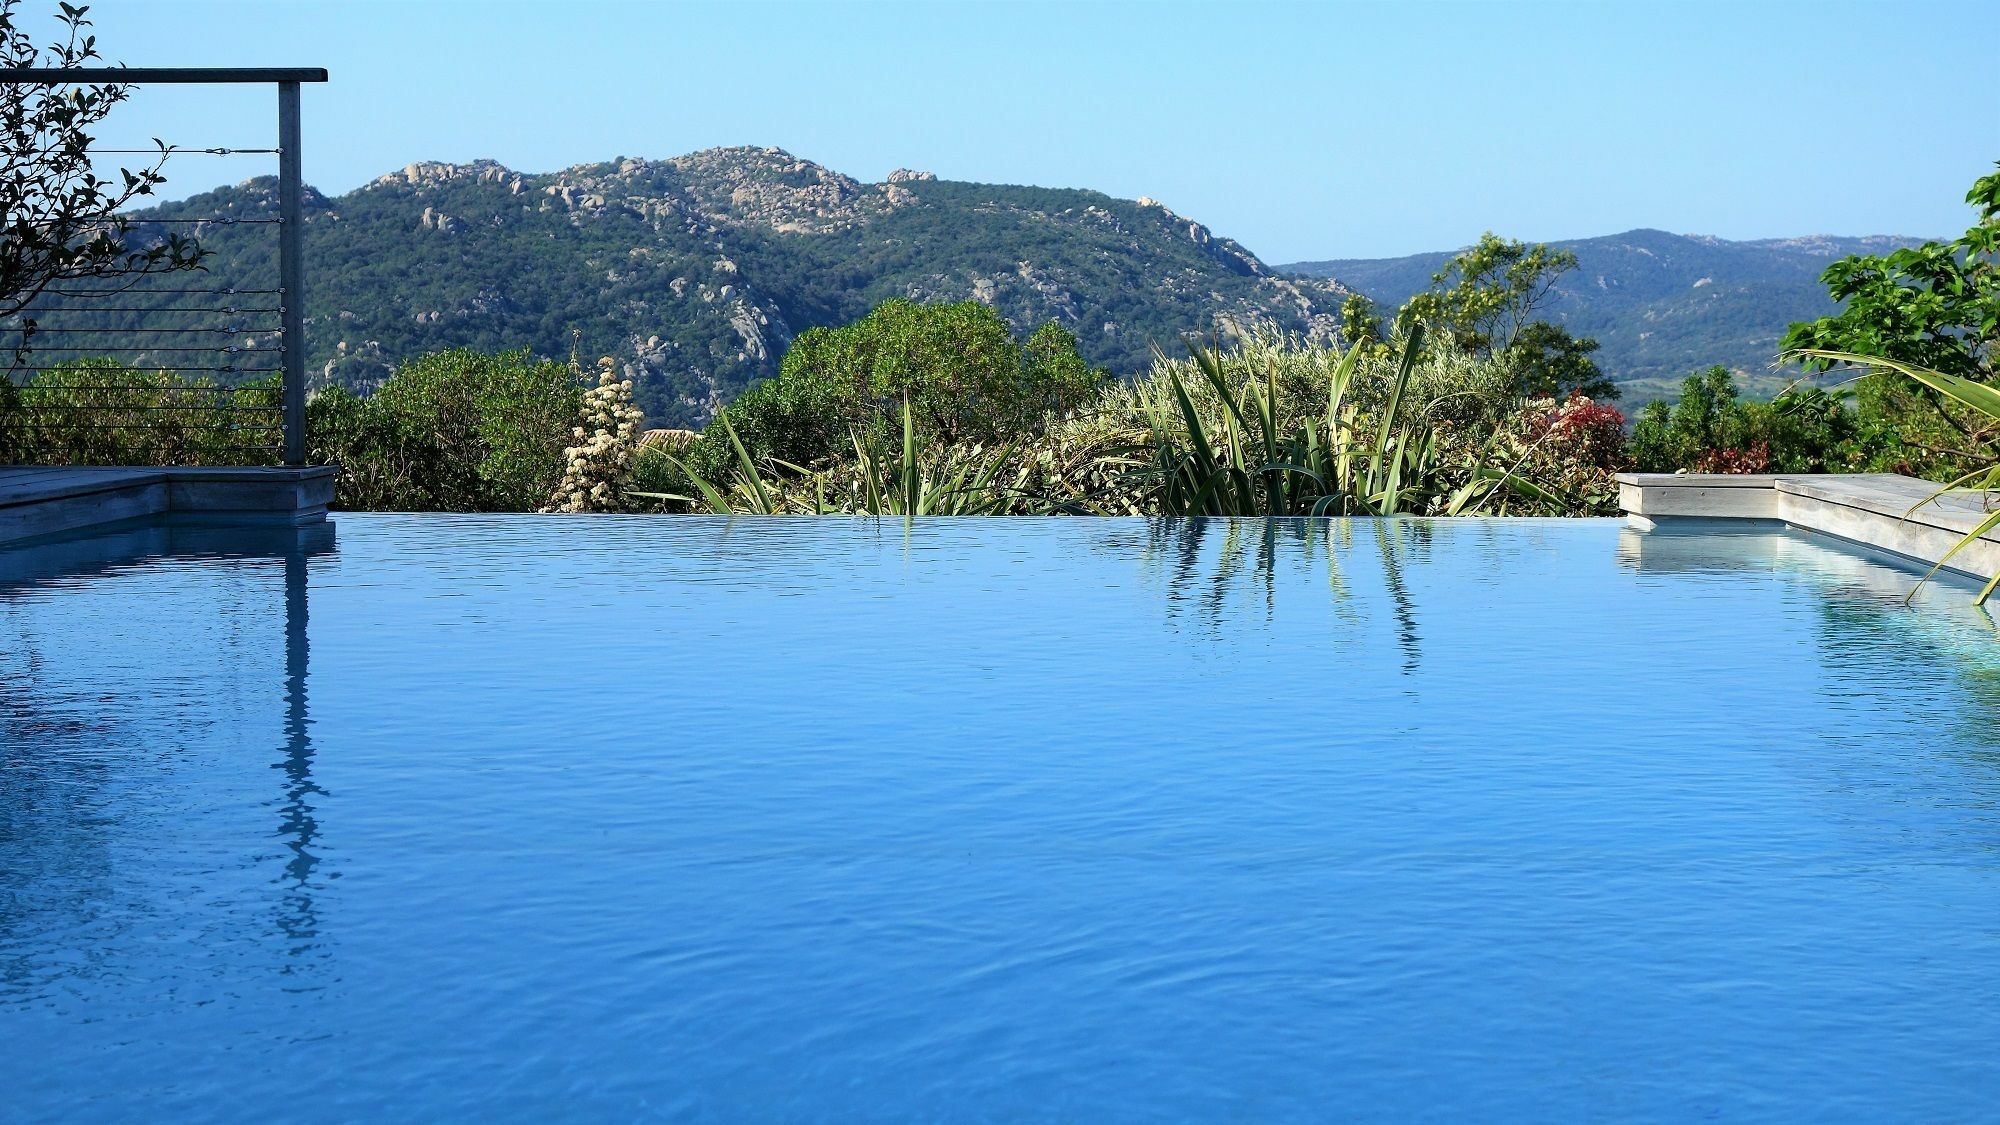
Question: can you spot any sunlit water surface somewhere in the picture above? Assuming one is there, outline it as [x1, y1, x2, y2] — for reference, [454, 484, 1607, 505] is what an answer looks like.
[3, 515, 2000, 1122]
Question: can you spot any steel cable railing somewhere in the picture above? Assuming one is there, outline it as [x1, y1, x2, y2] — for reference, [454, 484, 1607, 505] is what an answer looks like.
[5, 246, 291, 463]
[0, 67, 325, 467]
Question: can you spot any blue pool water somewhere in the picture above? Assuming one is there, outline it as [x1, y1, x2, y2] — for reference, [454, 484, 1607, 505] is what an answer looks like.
[3, 514, 1999, 1121]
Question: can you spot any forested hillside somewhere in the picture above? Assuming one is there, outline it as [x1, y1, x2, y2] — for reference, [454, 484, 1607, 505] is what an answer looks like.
[1284, 229, 1926, 400]
[66, 147, 1349, 427]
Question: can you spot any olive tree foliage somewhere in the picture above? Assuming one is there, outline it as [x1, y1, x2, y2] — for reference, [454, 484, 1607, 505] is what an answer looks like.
[0, 1, 203, 360]
[1396, 232, 1615, 400]
[1401, 233, 1574, 353]
[1337, 292, 1385, 350]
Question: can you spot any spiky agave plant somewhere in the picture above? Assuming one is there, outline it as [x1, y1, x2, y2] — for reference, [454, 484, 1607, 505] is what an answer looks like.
[648, 396, 1026, 516]
[1794, 347, 2000, 603]
[639, 407, 796, 514]
[836, 397, 1020, 515]
[1141, 324, 1552, 516]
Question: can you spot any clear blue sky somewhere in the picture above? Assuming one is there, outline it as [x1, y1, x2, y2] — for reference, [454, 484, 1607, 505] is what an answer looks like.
[72, 0, 2000, 262]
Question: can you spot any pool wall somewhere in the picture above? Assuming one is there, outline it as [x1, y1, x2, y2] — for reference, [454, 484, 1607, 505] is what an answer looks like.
[0, 466, 335, 545]
[1619, 471, 2000, 581]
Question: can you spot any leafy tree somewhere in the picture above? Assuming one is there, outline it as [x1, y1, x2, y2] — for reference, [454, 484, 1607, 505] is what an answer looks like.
[1338, 292, 1384, 349]
[1783, 164, 1998, 381]
[1401, 233, 1575, 353]
[713, 298, 1107, 469]
[306, 348, 582, 511]
[1628, 366, 1860, 474]
[1022, 321, 1104, 416]
[1782, 163, 1999, 465]
[1504, 320, 1617, 400]
[1398, 232, 1613, 399]
[0, 1, 204, 359]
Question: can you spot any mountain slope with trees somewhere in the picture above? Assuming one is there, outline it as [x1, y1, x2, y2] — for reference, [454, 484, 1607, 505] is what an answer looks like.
[76, 147, 1350, 427]
[1284, 229, 1927, 400]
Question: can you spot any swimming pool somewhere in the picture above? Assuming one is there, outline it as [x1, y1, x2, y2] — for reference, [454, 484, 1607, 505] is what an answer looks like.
[3, 514, 1998, 1120]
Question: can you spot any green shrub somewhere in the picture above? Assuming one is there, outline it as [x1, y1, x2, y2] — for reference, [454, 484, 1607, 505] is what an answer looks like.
[663, 326, 1629, 517]
[1780, 163, 1999, 480]
[1124, 327, 1624, 517]
[0, 359, 282, 466]
[701, 298, 1108, 473]
[306, 347, 582, 510]
[1461, 395, 1629, 515]
[1628, 366, 1863, 474]
[1842, 374, 1993, 480]
[304, 386, 408, 510]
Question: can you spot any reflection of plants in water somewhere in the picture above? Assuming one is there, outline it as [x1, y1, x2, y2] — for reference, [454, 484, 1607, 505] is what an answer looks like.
[1814, 592, 2000, 753]
[0, 540, 334, 994]
[1143, 515, 1426, 671]
[1374, 520, 1427, 674]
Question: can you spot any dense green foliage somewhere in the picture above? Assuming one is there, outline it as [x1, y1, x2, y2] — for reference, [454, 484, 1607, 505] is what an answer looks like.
[3, 348, 608, 512]
[1783, 166, 1997, 382]
[1780, 164, 1999, 479]
[707, 299, 1105, 472]
[0, 358, 281, 465]
[48, 149, 1345, 429]
[1138, 327, 1477, 517]
[1128, 328, 1628, 517]
[1505, 320, 1612, 400]
[306, 348, 581, 511]
[1288, 229, 1928, 400]
[1393, 233, 1616, 401]
[1400, 235, 1574, 353]
[1628, 367, 1861, 474]
[653, 319, 1632, 518]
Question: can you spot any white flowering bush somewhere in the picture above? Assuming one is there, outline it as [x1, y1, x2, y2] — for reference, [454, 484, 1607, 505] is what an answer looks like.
[544, 357, 643, 512]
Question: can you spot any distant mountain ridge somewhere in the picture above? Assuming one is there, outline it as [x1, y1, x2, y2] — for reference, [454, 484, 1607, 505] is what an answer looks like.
[96, 146, 1350, 427]
[1282, 229, 1929, 400]
[42, 156, 1929, 419]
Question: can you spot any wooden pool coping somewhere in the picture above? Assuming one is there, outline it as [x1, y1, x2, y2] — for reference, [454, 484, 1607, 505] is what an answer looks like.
[1618, 472, 2000, 581]
[0, 466, 335, 546]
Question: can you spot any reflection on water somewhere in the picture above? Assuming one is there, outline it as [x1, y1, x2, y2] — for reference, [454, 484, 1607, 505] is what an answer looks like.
[1144, 517, 1429, 671]
[1620, 517, 2000, 751]
[0, 519, 336, 994]
[275, 548, 325, 961]
[6, 513, 2000, 1120]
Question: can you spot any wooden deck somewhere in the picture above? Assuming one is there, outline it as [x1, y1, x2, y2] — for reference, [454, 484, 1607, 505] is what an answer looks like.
[0, 465, 336, 546]
[1619, 472, 2000, 581]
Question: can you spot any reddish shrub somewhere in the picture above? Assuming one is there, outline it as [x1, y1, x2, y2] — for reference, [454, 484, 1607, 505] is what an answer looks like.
[1526, 394, 1627, 470]
[1692, 442, 1772, 474]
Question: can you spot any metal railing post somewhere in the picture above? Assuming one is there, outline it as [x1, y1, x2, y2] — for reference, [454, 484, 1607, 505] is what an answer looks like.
[277, 80, 305, 466]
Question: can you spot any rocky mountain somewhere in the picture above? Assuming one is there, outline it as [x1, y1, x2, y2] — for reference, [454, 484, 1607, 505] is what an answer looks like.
[1283, 229, 1928, 401]
[97, 147, 1350, 427]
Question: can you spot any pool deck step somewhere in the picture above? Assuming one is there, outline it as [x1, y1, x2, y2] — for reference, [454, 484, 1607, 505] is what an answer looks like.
[0, 466, 336, 546]
[1619, 472, 2000, 581]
